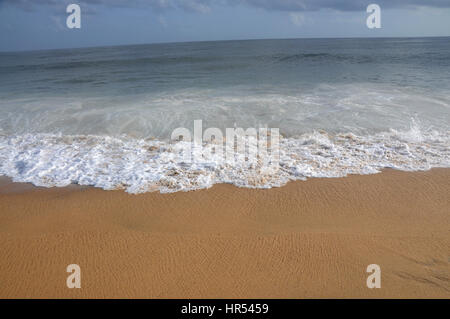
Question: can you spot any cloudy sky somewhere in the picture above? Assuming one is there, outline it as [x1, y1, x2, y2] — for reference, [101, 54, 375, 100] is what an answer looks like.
[1, 0, 449, 51]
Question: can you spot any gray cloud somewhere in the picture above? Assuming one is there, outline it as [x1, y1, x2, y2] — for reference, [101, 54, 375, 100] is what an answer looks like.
[231, 0, 450, 12]
[1, 0, 450, 13]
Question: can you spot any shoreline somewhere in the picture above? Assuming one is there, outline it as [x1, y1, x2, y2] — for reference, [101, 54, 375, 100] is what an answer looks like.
[0, 169, 449, 298]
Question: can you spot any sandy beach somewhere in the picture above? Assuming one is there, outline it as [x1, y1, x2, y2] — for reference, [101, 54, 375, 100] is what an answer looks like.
[0, 169, 449, 298]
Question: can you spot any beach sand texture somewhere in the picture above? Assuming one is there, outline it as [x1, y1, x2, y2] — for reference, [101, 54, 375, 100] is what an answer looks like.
[0, 169, 449, 298]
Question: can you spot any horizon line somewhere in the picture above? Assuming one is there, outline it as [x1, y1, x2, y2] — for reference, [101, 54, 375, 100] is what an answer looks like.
[2, 35, 449, 54]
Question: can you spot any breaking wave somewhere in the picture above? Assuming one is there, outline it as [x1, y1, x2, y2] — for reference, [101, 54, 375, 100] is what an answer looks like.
[0, 122, 448, 194]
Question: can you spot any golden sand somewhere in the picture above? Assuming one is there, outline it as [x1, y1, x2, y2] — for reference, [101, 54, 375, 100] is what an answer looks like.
[0, 169, 449, 298]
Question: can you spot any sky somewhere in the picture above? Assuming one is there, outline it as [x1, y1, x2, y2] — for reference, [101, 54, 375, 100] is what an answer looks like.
[1, 0, 450, 51]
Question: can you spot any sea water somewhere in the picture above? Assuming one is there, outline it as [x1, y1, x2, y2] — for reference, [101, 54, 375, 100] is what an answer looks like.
[0, 37, 449, 193]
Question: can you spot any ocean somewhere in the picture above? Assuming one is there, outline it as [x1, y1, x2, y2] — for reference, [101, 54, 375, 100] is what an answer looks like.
[0, 37, 449, 193]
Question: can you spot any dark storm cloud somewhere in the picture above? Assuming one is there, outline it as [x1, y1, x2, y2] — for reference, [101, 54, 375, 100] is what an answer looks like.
[1, 0, 450, 12]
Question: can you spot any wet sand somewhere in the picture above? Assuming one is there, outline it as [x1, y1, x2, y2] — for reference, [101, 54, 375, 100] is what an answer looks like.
[0, 169, 449, 298]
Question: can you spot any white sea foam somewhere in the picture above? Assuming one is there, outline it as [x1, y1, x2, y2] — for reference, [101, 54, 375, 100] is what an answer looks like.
[0, 121, 448, 193]
[1, 84, 449, 139]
